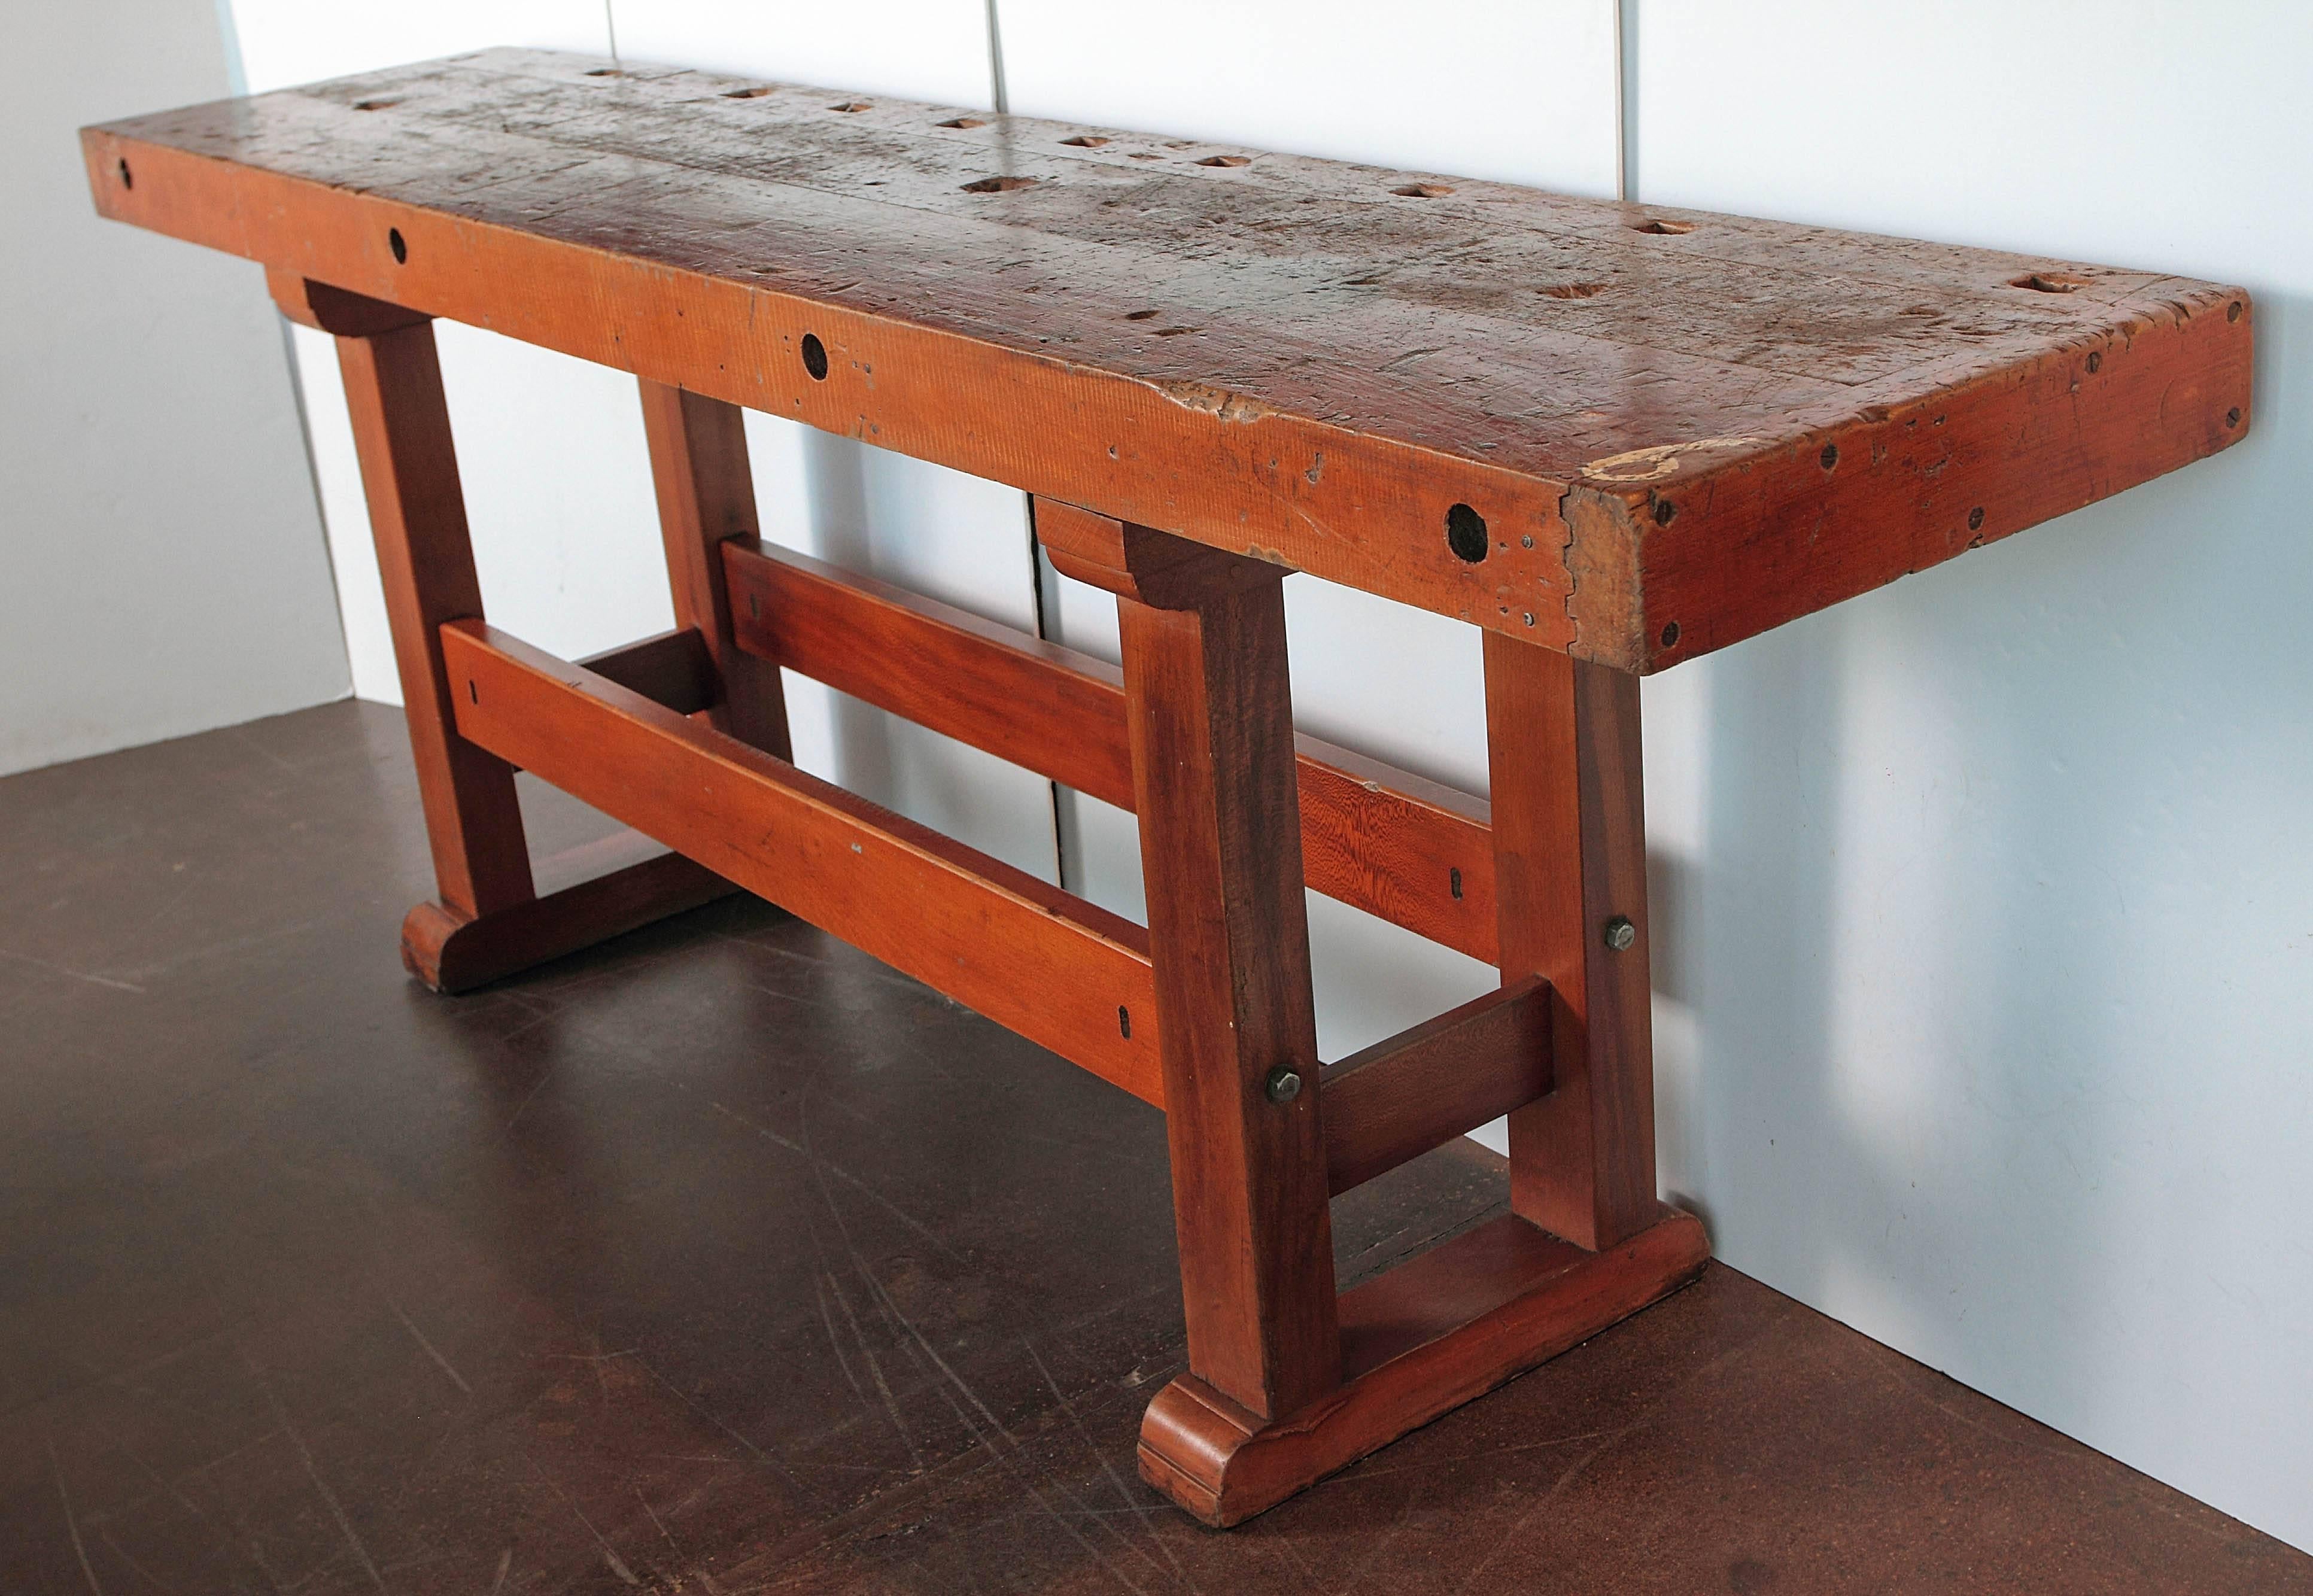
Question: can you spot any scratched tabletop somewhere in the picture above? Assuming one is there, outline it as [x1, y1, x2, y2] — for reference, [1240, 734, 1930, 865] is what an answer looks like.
[87, 48, 2250, 668]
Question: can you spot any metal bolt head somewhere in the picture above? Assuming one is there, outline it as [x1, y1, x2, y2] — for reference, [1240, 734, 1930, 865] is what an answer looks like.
[1264, 1066, 1303, 1104]
[1603, 915, 1637, 952]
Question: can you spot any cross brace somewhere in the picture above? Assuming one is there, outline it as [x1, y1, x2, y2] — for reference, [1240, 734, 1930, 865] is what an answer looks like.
[305, 286, 1707, 1526]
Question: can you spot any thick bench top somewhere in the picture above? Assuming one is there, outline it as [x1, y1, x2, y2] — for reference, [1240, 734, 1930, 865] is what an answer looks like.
[84, 48, 2251, 671]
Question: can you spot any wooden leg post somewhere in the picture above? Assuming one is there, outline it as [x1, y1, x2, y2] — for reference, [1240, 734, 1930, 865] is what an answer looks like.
[1110, 533, 1343, 1425]
[272, 275, 735, 991]
[1040, 505, 1705, 1525]
[638, 380, 792, 756]
[1483, 633, 1661, 1250]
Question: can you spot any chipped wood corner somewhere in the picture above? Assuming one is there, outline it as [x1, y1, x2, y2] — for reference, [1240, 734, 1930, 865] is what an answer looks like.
[1558, 483, 1652, 674]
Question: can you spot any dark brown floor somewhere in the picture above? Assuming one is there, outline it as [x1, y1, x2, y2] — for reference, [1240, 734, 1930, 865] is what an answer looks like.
[1, 701, 2305, 1595]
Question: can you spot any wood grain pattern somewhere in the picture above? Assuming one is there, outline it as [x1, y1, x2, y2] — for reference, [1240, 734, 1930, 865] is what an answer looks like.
[1486, 634, 1658, 1251]
[1104, 530, 1341, 1422]
[1322, 977, 1551, 1195]
[333, 318, 534, 922]
[1138, 1206, 1710, 1525]
[87, 50, 2251, 669]
[721, 535, 1497, 958]
[637, 381, 792, 752]
[439, 619, 1165, 1106]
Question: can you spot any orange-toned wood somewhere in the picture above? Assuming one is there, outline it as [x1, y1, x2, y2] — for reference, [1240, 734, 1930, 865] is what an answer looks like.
[95, 49, 2251, 1530]
[576, 627, 717, 716]
[637, 381, 791, 753]
[332, 317, 534, 925]
[439, 619, 1166, 1107]
[266, 269, 427, 337]
[721, 535, 1497, 959]
[1139, 1206, 1710, 1526]
[1486, 635, 1658, 1251]
[87, 51, 2250, 669]
[726, 536, 1132, 802]
[402, 830, 737, 993]
[1090, 524, 1340, 1424]
[1322, 977, 1551, 1195]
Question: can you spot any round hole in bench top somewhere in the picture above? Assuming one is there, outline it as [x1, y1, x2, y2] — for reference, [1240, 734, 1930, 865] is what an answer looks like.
[388, 227, 406, 265]
[801, 333, 829, 381]
[1393, 183, 1454, 198]
[1631, 218, 1694, 235]
[1445, 503, 1488, 562]
[2010, 272, 2088, 293]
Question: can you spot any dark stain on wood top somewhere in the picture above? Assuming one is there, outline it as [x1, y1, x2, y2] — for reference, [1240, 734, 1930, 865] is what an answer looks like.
[84, 49, 2253, 670]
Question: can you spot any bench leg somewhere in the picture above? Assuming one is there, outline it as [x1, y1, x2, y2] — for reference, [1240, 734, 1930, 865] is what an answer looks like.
[1107, 531, 1344, 1426]
[1041, 510, 1704, 1525]
[1484, 633, 1663, 1250]
[638, 380, 792, 756]
[311, 291, 735, 991]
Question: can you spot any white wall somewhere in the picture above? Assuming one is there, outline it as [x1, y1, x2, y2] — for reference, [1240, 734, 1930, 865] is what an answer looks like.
[3, 0, 347, 777]
[1627, 0, 2313, 1551]
[220, 0, 2312, 1552]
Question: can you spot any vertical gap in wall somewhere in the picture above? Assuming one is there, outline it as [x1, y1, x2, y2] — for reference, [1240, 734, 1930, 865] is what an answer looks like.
[211, 0, 249, 96]
[1615, 0, 1639, 202]
[983, 0, 1062, 888]
[211, 3, 349, 689]
[604, 1, 621, 70]
[1023, 498, 1069, 893]
[984, 0, 1010, 114]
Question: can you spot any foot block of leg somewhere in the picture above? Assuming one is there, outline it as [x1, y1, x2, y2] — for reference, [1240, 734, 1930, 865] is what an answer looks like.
[401, 831, 739, 993]
[1139, 1205, 1709, 1526]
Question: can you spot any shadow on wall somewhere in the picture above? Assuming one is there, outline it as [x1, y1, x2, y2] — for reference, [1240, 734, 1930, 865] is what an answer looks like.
[1655, 284, 2310, 1532]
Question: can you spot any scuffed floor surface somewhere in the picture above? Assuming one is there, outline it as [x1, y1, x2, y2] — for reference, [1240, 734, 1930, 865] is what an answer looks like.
[1, 701, 2305, 1594]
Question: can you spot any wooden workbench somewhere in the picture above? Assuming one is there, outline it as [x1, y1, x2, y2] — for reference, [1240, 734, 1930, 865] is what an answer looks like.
[84, 48, 2251, 1526]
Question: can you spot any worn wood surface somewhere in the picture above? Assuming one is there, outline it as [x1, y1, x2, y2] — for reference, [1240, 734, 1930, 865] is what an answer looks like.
[88, 49, 2251, 669]
[722, 533, 1497, 959]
